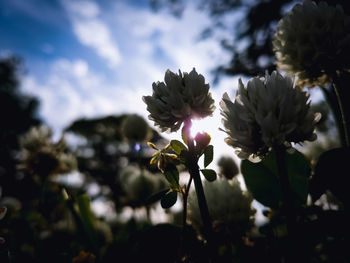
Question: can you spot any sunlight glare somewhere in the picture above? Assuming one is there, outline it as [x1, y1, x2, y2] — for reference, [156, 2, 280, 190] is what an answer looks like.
[190, 119, 210, 138]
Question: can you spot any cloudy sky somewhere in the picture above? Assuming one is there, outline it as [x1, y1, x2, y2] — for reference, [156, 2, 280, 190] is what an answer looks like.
[0, 0, 245, 160]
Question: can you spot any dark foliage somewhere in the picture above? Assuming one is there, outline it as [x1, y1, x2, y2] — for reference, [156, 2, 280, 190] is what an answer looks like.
[0, 57, 41, 197]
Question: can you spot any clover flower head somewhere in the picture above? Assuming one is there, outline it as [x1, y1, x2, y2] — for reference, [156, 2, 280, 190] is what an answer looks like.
[217, 156, 239, 180]
[273, 0, 350, 87]
[220, 71, 321, 160]
[19, 126, 77, 177]
[143, 68, 215, 132]
[121, 114, 152, 143]
[188, 178, 255, 237]
[120, 165, 166, 206]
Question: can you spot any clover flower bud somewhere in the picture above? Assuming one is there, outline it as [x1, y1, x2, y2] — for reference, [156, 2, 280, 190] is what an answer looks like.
[148, 142, 177, 173]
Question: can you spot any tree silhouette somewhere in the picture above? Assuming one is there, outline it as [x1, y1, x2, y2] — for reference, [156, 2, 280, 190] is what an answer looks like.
[0, 57, 41, 197]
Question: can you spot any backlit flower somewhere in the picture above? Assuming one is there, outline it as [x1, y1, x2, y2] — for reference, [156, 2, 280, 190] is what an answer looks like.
[220, 71, 320, 159]
[273, 0, 350, 87]
[143, 68, 215, 132]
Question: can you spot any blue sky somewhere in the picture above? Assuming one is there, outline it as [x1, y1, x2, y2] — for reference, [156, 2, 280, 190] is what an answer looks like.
[0, 0, 242, 159]
[0, 0, 323, 161]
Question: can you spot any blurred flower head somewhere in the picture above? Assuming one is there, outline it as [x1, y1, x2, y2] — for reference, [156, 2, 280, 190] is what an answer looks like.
[121, 114, 152, 143]
[19, 126, 77, 177]
[143, 68, 215, 132]
[188, 178, 255, 238]
[120, 165, 166, 207]
[217, 156, 239, 180]
[220, 71, 321, 160]
[273, 0, 350, 87]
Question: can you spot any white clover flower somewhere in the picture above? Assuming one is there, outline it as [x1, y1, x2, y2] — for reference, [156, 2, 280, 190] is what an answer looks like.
[188, 178, 255, 237]
[20, 125, 54, 152]
[220, 71, 321, 159]
[143, 68, 215, 132]
[273, 0, 350, 87]
[120, 166, 167, 207]
[19, 126, 77, 177]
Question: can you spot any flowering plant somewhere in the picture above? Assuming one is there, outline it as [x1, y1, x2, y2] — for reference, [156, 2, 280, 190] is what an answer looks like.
[143, 68, 215, 132]
[220, 71, 320, 160]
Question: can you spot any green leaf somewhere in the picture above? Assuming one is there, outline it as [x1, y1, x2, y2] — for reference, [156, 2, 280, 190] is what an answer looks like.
[76, 194, 98, 251]
[161, 190, 178, 208]
[201, 169, 217, 182]
[241, 158, 281, 208]
[76, 194, 95, 228]
[241, 149, 310, 208]
[170, 139, 187, 155]
[311, 147, 350, 206]
[163, 164, 179, 189]
[181, 126, 189, 146]
[144, 188, 170, 206]
[204, 145, 214, 167]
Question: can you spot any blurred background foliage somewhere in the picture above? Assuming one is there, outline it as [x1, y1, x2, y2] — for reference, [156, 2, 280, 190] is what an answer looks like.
[1, 0, 350, 262]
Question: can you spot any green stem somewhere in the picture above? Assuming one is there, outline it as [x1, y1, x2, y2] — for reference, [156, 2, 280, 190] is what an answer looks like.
[274, 146, 297, 263]
[182, 176, 193, 229]
[332, 76, 349, 147]
[321, 87, 346, 147]
[183, 119, 214, 257]
[179, 175, 193, 262]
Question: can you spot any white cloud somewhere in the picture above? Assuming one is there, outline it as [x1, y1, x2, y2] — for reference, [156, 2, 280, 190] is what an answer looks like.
[22, 59, 114, 130]
[21, 1, 242, 161]
[21, 57, 157, 134]
[105, 1, 231, 84]
[61, 0, 122, 67]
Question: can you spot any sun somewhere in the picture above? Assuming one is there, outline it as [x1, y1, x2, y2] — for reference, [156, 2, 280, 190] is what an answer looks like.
[190, 118, 212, 138]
